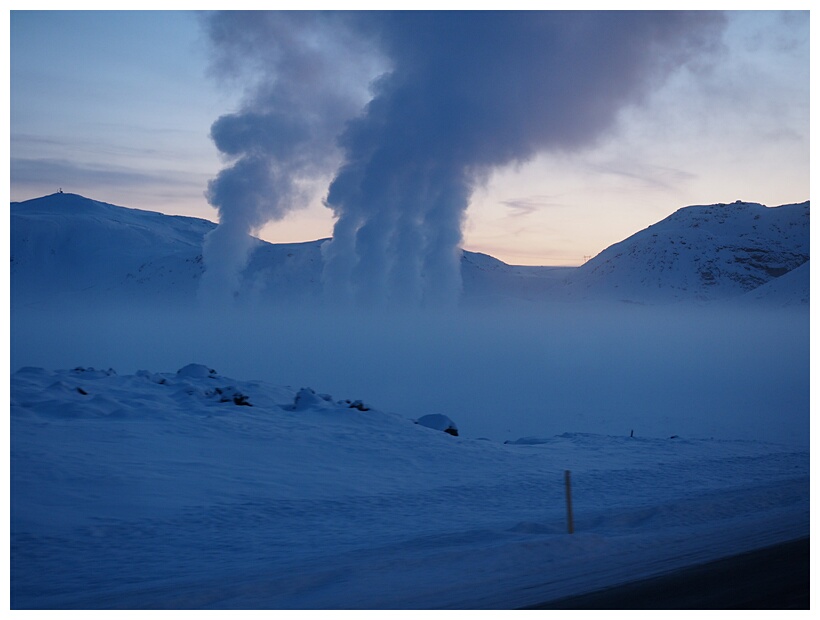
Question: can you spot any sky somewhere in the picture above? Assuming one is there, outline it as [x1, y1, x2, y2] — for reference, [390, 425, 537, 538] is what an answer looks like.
[8, 9, 811, 267]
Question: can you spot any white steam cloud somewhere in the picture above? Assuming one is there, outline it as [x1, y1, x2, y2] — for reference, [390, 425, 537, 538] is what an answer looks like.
[198, 11, 381, 306]
[200, 11, 727, 308]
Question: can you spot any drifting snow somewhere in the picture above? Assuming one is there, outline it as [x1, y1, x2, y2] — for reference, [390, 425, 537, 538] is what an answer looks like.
[10, 365, 808, 609]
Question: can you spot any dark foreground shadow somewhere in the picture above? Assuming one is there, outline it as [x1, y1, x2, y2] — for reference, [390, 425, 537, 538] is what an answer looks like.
[525, 537, 809, 610]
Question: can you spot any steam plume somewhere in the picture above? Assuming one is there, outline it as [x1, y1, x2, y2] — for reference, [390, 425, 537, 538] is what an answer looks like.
[202, 11, 726, 307]
[198, 11, 380, 306]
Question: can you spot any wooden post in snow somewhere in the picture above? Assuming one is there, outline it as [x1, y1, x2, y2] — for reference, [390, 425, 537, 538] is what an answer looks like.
[564, 470, 574, 534]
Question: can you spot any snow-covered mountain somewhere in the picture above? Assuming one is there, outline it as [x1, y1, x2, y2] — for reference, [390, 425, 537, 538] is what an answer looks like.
[10, 193, 809, 307]
[561, 200, 809, 303]
[11, 193, 212, 307]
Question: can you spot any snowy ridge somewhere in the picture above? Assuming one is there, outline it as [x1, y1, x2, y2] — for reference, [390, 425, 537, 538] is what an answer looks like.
[10, 364, 809, 609]
[562, 201, 809, 303]
[10, 193, 212, 307]
[11, 193, 809, 307]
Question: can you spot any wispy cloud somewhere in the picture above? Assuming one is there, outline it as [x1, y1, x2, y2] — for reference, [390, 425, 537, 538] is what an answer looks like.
[585, 161, 697, 192]
[11, 157, 208, 194]
[11, 131, 212, 163]
[499, 195, 566, 218]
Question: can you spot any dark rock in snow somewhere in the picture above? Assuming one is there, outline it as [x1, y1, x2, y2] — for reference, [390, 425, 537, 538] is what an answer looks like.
[207, 386, 252, 406]
[341, 399, 370, 411]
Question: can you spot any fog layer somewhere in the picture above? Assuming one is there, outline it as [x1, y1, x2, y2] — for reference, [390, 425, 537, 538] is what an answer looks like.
[11, 301, 808, 447]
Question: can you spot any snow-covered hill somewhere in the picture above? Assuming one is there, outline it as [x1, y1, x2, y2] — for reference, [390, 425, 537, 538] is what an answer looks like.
[10, 193, 809, 307]
[11, 193, 212, 307]
[562, 201, 809, 304]
[10, 364, 809, 609]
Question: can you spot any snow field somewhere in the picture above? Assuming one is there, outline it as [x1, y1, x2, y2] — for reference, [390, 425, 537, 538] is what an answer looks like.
[10, 366, 809, 609]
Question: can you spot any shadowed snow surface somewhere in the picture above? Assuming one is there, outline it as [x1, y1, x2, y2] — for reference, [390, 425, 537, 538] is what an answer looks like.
[10, 366, 809, 609]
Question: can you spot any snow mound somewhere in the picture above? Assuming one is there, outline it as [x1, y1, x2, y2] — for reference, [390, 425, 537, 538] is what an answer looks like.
[176, 363, 219, 378]
[416, 413, 459, 436]
[289, 387, 335, 411]
[11, 365, 395, 425]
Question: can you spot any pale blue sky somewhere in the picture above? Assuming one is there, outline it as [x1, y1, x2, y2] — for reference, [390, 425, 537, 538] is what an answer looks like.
[9, 9, 810, 265]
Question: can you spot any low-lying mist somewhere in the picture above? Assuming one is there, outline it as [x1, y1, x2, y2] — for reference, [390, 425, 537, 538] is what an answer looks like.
[11, 300, 809, 446]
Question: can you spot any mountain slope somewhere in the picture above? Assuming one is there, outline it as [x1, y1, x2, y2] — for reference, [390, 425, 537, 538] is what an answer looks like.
[735, 260, 810, 307]
[561, 201, 809, 303]
[11, 193, 213, 307]
[10, 193, 809, 307]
